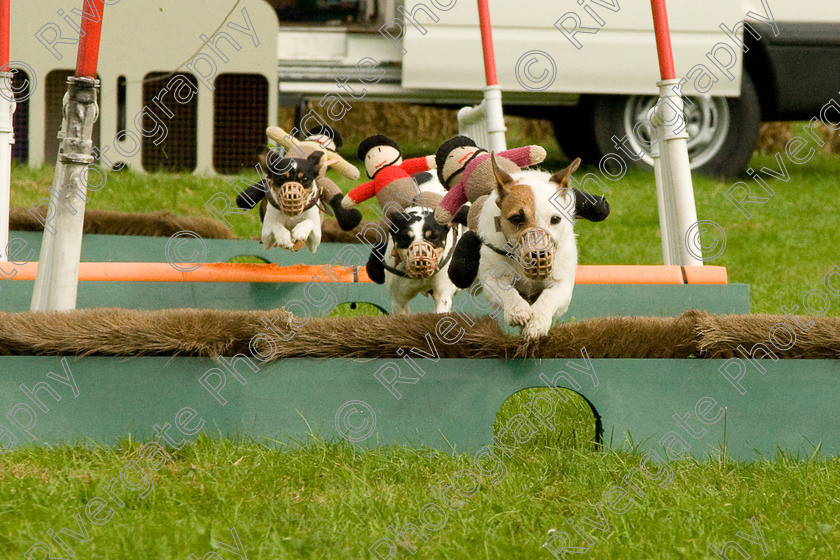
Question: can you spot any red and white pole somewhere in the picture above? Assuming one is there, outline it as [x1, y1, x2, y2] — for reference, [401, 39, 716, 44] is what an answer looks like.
[474, 0, 506, 151]
[75, 0, 104, 78]
[0, 0, 9, 67]
[31, 0, 105, 311]
[477, 0, 498, 87]
[0, 0, 13, 264]
[649, 0, 701, 267]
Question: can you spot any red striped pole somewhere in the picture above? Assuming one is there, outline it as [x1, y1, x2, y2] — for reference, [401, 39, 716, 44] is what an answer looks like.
[0, 0, 10, 68]
[650, 0, 676, 80]
[476, 0, 498, 86]
[75, 0, 105, 78]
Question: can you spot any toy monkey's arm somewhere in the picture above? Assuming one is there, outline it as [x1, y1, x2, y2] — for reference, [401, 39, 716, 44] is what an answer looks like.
[498, 145, 547, 168]
[265, 126, 360, 180]
[401, 155, 436, 175]
[433, 184, 468, 225]
[342, 180, 376, 208]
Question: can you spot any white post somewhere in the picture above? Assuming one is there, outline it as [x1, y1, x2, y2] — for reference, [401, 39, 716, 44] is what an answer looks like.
[482, 85, 507, 153]
[30, 76, 99, 311]
[0, 71, 13, 262]
[653, 78, 702, 267]
[649, 106, 673, 265]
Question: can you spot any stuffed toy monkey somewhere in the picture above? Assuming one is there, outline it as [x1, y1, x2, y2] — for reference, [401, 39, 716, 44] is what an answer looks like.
[341, 135, 441, 214]
[433, 136, 548, 228]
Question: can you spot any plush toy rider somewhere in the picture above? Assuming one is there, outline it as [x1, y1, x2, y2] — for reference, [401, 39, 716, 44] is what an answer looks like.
[341, 135, 441, 214]
[432, 136, 547, 228]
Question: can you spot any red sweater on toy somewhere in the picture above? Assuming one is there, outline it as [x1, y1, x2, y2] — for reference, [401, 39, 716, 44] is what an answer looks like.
[344, 157, 433, 205]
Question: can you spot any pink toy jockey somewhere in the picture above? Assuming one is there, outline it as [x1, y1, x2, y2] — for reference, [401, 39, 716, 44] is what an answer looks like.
[433, 136, 547, 227]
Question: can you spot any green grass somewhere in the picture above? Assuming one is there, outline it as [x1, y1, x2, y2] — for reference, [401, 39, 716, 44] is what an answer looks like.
[4, 144, 840, 558]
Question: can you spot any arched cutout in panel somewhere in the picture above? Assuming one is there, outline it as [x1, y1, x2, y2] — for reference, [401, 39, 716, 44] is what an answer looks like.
[327, 302, 387, 318]
[213, 73, 269, 173]
[495, 388, 601, 452]
[227, 255, 272, 264]
[44, 70, 101, 164]
[141, 72, 199, 172]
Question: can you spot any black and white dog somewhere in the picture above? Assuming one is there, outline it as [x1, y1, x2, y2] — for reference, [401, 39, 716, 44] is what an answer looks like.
[366, 174, 460, 313]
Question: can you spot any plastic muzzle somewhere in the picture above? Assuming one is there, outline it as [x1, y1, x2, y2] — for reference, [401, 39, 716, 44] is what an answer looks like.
[278, 182, 310, 215]
[518, 227, 555, 280]
[398, 241, 445, 279]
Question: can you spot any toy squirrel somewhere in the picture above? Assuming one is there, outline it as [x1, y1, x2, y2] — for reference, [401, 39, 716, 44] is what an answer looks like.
[341, 135, 441, 215]
[432, 136, 547, 228]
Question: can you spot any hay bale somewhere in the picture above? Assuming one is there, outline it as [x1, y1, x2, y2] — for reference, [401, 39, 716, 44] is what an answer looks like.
[818, 122, 840, 154]
[254, 311, 706, 361]
[697, 313, 840, 359]
[0, 309, 837, 361]
[11, 206, 384, 245]
[756, 122, 794, 154]
[320, 218, 384, 245]
[517, 310, 705, 359]
[254, 313, 515, 360]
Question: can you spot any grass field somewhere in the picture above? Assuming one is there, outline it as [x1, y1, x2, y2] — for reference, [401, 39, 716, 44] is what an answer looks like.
[3, 137, 840, 558]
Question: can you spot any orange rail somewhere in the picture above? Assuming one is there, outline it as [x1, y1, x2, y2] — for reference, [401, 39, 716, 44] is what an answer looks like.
[1, 263, 728, 285]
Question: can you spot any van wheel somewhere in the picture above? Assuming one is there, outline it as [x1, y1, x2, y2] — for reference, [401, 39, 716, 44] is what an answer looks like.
[591, 73, 761, 179]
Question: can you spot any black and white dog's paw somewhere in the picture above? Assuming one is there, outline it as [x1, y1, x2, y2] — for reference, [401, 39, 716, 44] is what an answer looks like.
[366, 250, 386, 285]
[236, 182, 268, 210]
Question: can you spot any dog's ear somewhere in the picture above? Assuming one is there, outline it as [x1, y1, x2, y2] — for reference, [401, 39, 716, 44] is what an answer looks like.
[491, 152, 516, 203]
[366, 249, 386, 284]
[235, 181, 267, 210]
[307, 150, 325, 171]
[256, 145, 270, 173]
[550, 158, 581, 192]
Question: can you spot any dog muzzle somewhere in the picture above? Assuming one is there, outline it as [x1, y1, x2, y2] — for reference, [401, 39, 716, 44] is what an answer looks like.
[396, 241, 445, 279]
[278, 182, 311, 215]
[518, 227, 555, 280]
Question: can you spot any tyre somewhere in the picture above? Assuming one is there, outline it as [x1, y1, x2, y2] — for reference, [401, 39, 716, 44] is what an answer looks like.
[590, 73, 761, 179]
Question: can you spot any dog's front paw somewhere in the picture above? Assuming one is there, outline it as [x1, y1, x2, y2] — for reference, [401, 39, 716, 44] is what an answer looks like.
[522, 310, 553, 340]
[505, 301, 532, 327]
[271, 229, 293, 250]
[291, 222, 313, 242]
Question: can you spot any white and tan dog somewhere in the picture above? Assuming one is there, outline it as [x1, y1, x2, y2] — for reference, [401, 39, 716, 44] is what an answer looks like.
[475, 155, 582, 339]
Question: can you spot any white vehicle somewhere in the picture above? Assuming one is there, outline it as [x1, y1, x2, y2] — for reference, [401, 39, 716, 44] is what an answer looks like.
[273, 0, 840, 178]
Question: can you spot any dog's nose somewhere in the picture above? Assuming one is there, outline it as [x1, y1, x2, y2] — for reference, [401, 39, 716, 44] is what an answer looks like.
[519, 227, 555, 280]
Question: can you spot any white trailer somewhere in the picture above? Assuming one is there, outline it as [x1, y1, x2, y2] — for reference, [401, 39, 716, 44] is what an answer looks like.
[274, 0, 840, 178]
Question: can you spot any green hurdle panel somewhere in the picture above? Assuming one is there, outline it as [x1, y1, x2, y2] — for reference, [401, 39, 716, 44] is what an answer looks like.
[4, 231, 752, 317]
[9, 231, 358, 265]
[0, 356, 835, 462]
